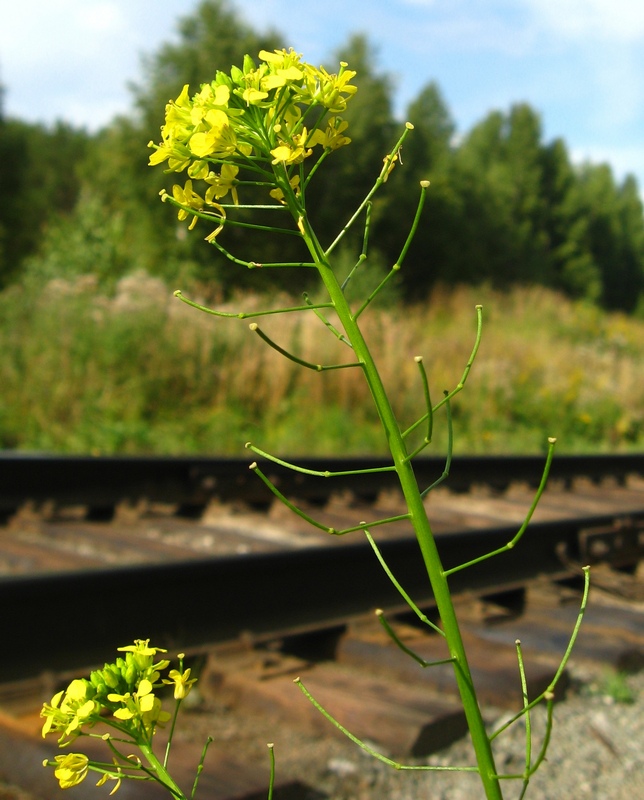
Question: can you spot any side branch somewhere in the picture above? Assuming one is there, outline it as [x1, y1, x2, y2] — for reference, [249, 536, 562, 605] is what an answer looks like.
[303, 292, 353, 347]
[325, 123, 415, 256]
[420, 395, 454, 495]
[341, 202, 372, 292]
[249, 323, 362, 371]
[442, 437, 556, 577]
[174, 291, 333, 320]
[245, 442, 396, 477]
[365, 530, 445, 636]
[415, 356, 433, 444]
[249, 464, 409, 535]
[377, 611, 451, 658]
[354, 264, 401, 319]
[161, 193, 301, 237]
[355, 180, 429, 319]
[402, 305, 483, 440]
[294, 679, 479, 773]
[208, 235, 316, 269]
[492, 567, 590, 783]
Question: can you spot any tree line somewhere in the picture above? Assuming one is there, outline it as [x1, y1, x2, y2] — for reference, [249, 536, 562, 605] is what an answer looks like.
[1, 0, 643, 312]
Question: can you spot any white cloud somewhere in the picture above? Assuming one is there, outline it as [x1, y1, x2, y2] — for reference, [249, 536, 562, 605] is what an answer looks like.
[1, 1, 130, 68]
[78, 3, 125, 33]
[522, 0, 644, 41]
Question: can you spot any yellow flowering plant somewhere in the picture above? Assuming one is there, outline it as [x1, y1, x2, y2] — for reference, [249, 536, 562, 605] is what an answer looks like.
[42, 48, 588, 800]
[147, 47, 588, 800]
[41, 640, 209, 798]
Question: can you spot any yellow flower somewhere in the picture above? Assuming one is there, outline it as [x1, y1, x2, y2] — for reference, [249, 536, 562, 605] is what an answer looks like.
[117, 640, 167, 660]
[41, 679, 99, 742]
[189, 110, 236, 159]
[96, 767, 123, 796]
[147, 140, 191, 171]
[380, 152, 399, 182]
[116, 640, 170, 683]
[308, 117, 351, 150]
[188, 160, 211, 180]
[53, 753, 89, 789]
[270, 144, 295, 164]
[148, 50, 359, 214]
[261, 65, 304, 91]
[171, 180, 204, 230]
[41, 690, 65, 737]
[191, 82, 230, 121]
[147, 85, 194, 171]
[163, 667, 197, 700]
[204, 202, 227, 242]
[305, 62, 357, 112]
[242, 87, 269, 105]
[270, 129, 312, 165]
[205, 164, 239, 204]
[269, 175, 300, 204]
[259, 48, 305, 75]
[108, 678, 170, 735]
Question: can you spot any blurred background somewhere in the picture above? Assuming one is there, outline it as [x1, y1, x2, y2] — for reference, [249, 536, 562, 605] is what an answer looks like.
[0, 0, 642, 455]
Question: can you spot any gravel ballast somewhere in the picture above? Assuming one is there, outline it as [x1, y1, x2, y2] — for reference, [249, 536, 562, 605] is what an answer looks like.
[180, 665, 644, 800]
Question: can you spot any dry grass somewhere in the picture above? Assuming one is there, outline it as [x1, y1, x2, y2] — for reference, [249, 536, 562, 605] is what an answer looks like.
[0, 274, 642, 455]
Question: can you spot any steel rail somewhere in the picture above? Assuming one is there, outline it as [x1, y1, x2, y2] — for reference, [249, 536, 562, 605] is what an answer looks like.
[1, 452, 643, 515]
[1, 508, 643, 682]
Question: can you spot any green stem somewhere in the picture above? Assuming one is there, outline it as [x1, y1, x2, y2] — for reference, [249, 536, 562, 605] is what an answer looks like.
[295, 215, 503, 800]
[266, 743, 276, 800]
[138, 742, 187, 800]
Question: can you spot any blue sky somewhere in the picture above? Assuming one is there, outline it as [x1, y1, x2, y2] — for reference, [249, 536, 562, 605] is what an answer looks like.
[2, 0, 644, 190]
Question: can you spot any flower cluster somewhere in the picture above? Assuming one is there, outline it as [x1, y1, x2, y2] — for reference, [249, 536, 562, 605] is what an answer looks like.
[41, 640, 198, 795]
[41, 639, 171, 745]
[148, 48, 357, 233]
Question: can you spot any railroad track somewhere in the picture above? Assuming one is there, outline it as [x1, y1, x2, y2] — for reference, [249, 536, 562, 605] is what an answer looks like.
[0, 453, 643, 799]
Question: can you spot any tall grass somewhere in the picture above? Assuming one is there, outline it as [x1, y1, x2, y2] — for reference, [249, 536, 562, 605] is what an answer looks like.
[0, 272, 642, 454]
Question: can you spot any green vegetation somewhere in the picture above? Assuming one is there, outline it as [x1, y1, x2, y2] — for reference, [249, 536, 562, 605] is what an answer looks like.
[2, 0, 644, 309]
[39, 48, 590, 799]
[1, 274, 641, 454]
[1, 0, 643, 454]
[587, 669, 638, 705]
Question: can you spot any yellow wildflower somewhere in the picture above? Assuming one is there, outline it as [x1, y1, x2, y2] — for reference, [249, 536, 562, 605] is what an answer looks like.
[308, 117, 351, 150]
[163, 666, 198, 700]
[189, 110, 236, 159]
[41, 679, 99, 743]
[242, 87, 269, 105]
[148, 50, 358, 211]
[96, 767, 123, 796]
[171, 180, 204, 230]
[204, 202, 227, 241]
[305, 62, 357, 112]
[53, 753, 89, 789]
[270, 128, 312, 165]
[205, 164, 239, 205]
[269, 175, 300, 204]
[108, 678, 170, 735]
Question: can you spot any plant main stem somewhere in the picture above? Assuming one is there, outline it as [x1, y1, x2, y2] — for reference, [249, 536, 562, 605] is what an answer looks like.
[139, 743, 187, 800]
[298, 217, 503, 799]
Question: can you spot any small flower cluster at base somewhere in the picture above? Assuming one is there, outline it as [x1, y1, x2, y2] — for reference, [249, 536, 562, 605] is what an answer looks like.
[41, 640, 198, 794]
[41, 638, 172, 745]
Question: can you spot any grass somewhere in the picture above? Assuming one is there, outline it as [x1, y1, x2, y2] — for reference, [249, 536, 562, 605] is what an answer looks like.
[0, 272, 642, 455]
